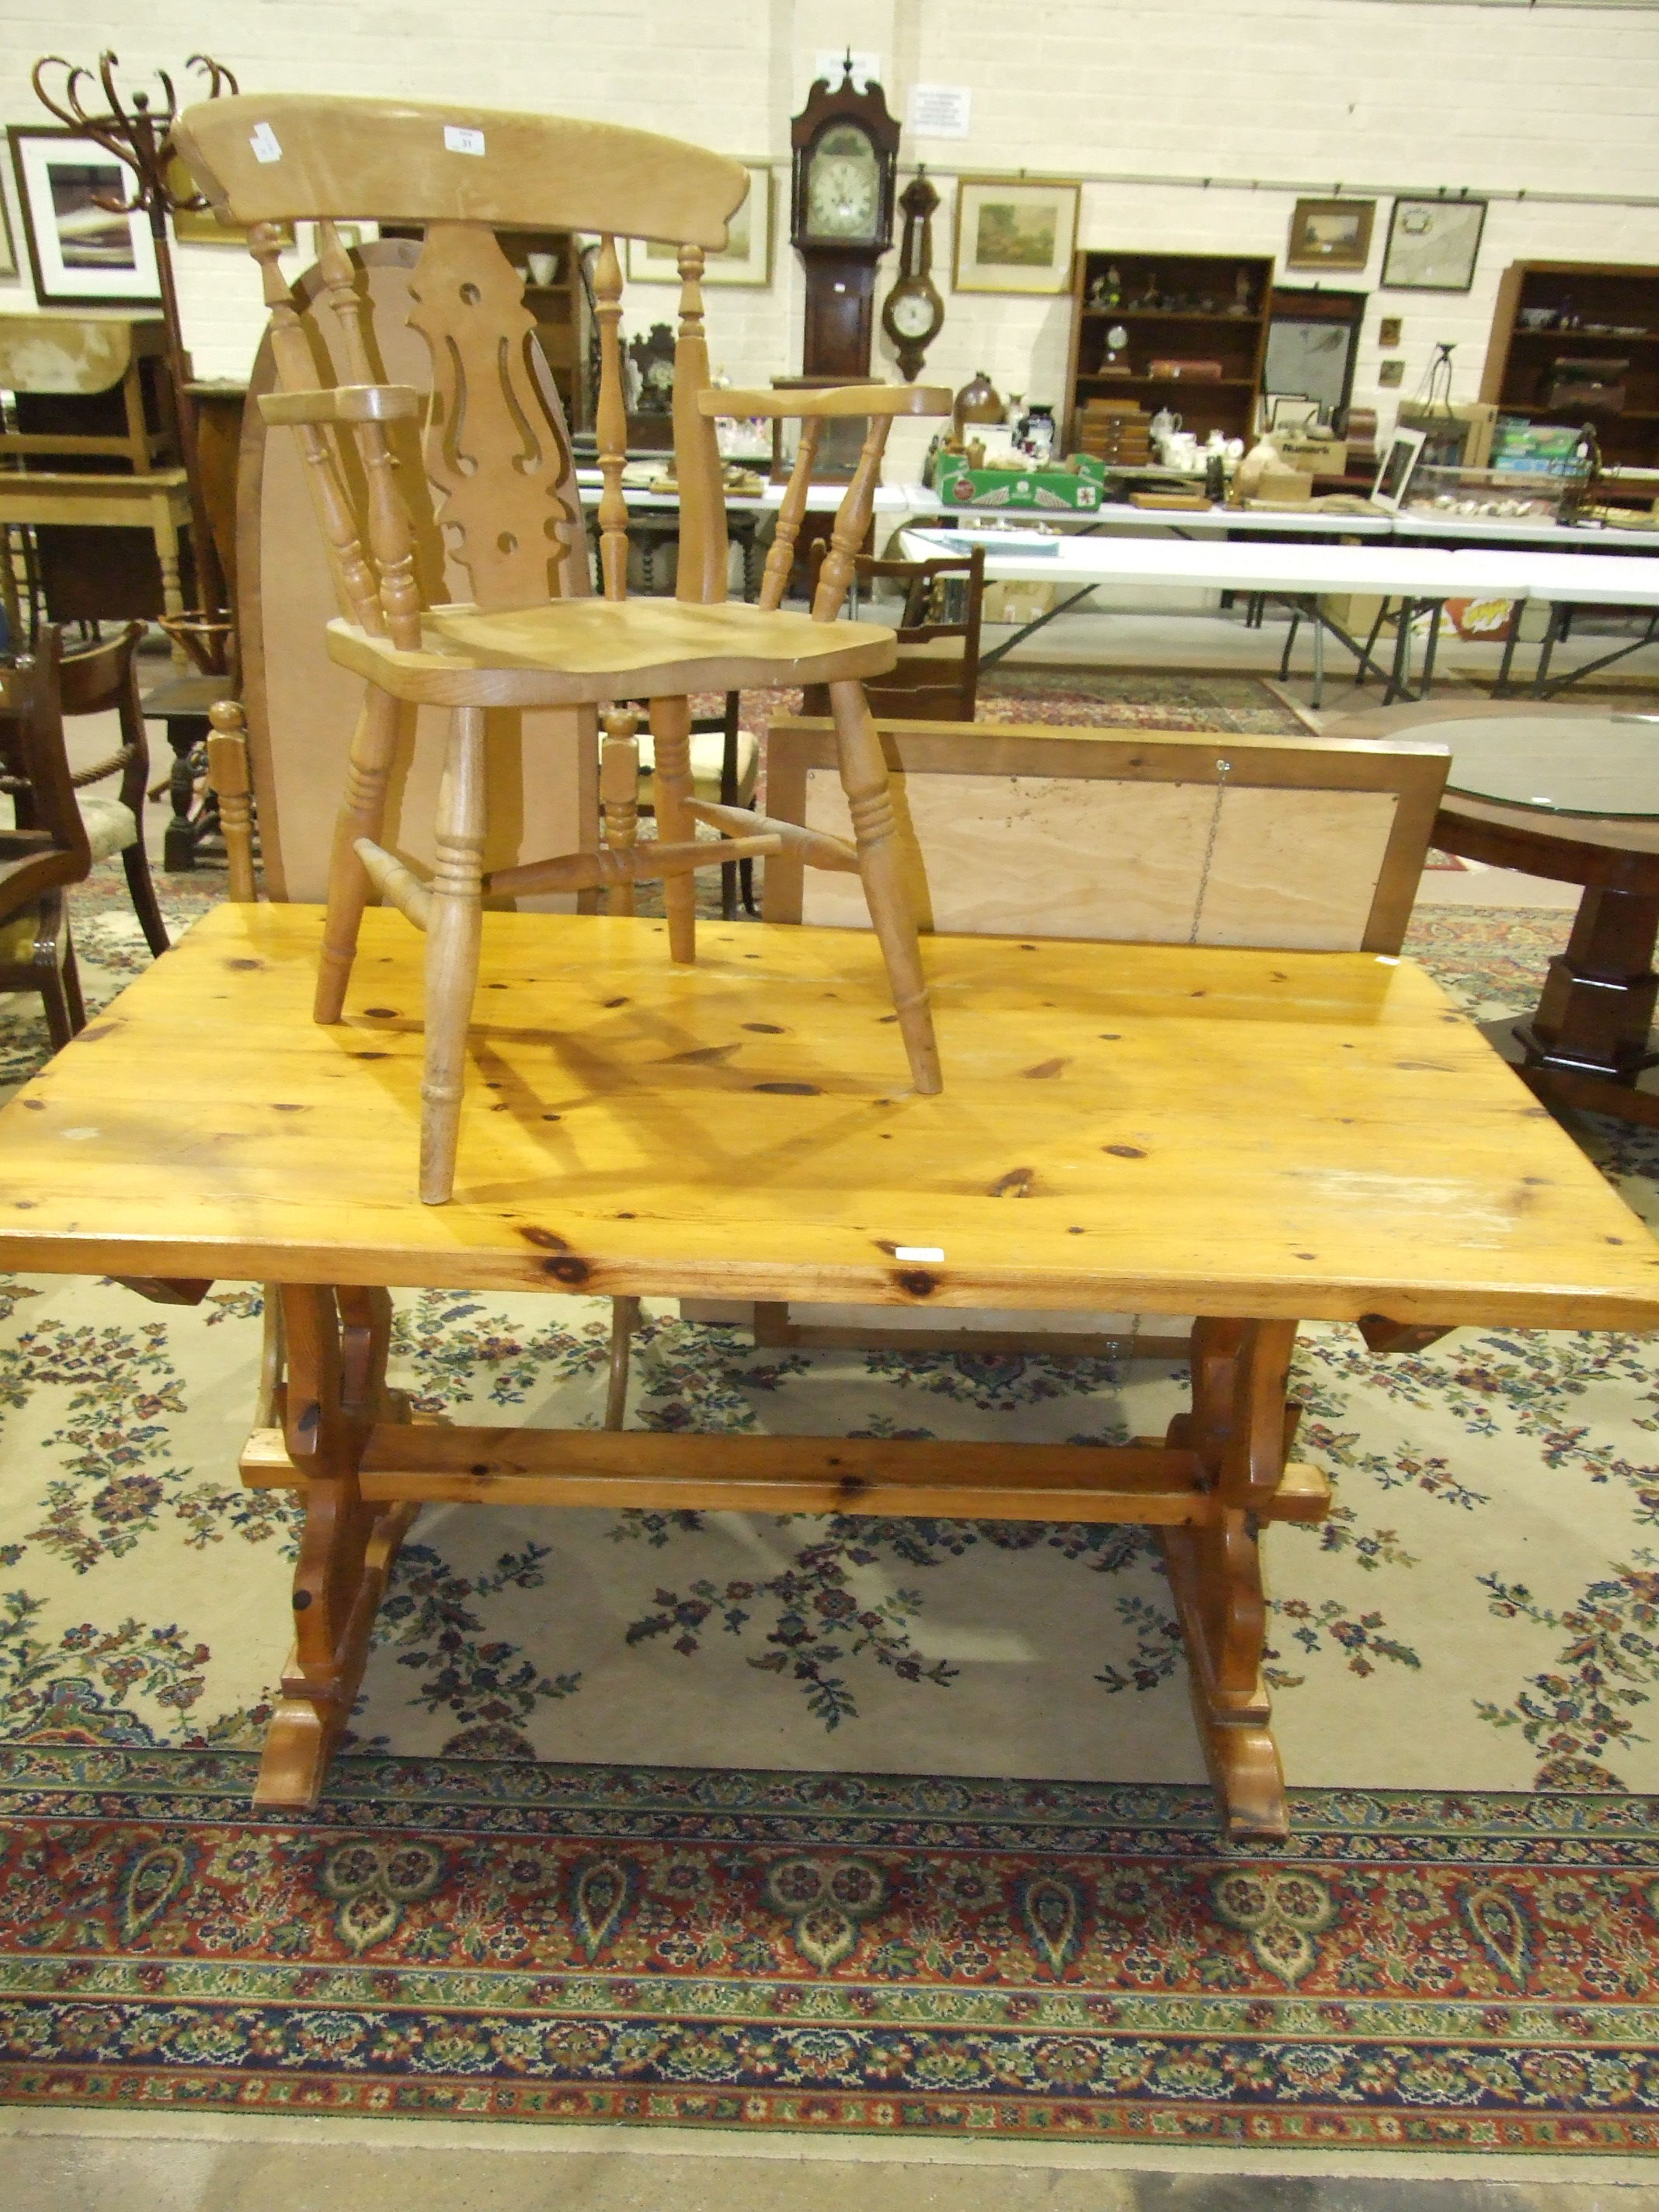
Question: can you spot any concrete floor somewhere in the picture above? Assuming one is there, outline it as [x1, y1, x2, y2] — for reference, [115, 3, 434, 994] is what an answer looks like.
[17, 610, 1652, 2209]
[0, 2117, 1651, 2212]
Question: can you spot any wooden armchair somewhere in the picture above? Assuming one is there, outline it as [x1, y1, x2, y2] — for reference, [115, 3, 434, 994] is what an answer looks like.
[174, 94, 951, 1203]
[0, 629, 92, 1048]
[0, 622, 169, 1051]
[804, 544, 986, 722]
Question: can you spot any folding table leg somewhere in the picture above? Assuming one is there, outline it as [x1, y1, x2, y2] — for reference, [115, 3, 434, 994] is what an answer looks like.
[1311, 596, 1326, 708]
[1384, 597, 1415, 705]
[1494, 599, 1528, 697]
[1418, 600, 1445, 697]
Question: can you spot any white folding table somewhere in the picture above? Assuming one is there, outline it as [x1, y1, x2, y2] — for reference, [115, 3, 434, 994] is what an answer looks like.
[900, 527, 1659, 706]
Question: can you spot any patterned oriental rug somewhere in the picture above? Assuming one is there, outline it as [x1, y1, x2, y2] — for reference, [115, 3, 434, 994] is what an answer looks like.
[0, 856, 1653, 2148]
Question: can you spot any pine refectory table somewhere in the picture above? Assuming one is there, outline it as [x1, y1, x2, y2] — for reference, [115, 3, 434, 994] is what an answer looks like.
[0, 905, 1653, 1838]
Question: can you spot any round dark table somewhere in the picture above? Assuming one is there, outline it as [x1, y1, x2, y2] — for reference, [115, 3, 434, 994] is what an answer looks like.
[1327, 701, 1657, 1127]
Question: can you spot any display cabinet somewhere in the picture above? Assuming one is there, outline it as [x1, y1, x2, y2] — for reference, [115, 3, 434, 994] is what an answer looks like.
[1480, 261, 1659, 471]
[1062, 249, 1275, 453]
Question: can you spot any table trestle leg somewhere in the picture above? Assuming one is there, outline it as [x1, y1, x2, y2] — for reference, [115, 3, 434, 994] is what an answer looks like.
[256, 1285, 417, 1810]
[1160, 1316, 1302, 1839]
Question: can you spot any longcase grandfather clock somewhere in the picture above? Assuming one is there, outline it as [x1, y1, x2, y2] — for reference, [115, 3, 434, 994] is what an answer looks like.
[790, 60, 900, 377]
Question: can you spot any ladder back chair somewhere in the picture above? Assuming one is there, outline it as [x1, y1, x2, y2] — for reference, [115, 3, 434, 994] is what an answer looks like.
[805, 543, 986, 722]
[173, 94, 951, 1203]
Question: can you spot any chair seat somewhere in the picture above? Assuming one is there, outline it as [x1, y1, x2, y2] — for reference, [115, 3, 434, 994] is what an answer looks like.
[0, 906, 44, 965]
[78, 794, 139, 862]
[326, 597, 898, 708]
[638, 725, 759, 806]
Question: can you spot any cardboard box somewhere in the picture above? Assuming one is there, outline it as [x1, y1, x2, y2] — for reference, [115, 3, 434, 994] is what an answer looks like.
[1254, 468, 1314, 502]
[932, 458, 1102, 511]
[1275, 437, 1348, 475]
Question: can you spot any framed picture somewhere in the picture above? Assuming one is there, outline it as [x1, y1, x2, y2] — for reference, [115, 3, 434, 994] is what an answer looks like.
[952, 176, 1079, 295]
[627, 164, 772, 286]
[0, 178, 15, 279]
[1286, 198, 1374, 273]
[7, 126, 161, 308]
[1381, 197, 1487, 293]
[165, 155, 294, 249]
[1371, 426, 1425, 510]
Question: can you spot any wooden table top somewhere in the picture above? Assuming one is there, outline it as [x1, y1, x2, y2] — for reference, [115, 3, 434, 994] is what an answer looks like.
[0, 906, 1652, 1331]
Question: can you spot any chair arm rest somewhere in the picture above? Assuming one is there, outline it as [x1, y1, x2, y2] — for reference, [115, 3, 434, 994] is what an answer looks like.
[258, 384, 422, 426]
[70, 749, 136, 789]
[699, 385, 951, 420]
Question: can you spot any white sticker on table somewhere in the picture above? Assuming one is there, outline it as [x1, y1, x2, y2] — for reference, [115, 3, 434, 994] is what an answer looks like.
[444, 126, 486, 155]
[894, 1246, 944, 1263]
[249, 122, 283, 163]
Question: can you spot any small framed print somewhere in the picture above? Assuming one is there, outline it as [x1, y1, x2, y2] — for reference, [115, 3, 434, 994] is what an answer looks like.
[952, 176, 1080, 295]
[627, 164, 772, 286]
[1382, 197, 1487, 293]
[1286, 197, 1374, 273]
[7, 126, 162, 308]
[1371, 426, 1425, 510]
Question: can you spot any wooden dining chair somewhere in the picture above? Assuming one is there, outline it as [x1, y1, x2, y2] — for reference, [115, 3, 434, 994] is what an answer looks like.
[174, 94, 951, 1203]
[803, 544, 986, 722]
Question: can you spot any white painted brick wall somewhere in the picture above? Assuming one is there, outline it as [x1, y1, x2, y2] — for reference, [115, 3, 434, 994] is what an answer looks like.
[2, 0, 1654, 478]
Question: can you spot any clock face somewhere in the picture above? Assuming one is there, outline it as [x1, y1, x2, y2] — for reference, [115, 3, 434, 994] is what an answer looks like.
[805, 124, 881, 242]
[888, 288, 937, 339]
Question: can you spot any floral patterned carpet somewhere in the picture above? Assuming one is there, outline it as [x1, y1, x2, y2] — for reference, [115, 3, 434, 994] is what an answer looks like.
[0, 861, 1653, 2150]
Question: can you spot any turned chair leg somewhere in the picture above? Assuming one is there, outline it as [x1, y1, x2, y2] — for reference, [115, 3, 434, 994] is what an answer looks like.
[600, 709, 641, 918]
[648, 695, 698, 965]
[316, 687, 402, 1024]
[826, 678, 941, 1094]
[605, 1295, 641, 1429]
[420, 706, 487, 1205]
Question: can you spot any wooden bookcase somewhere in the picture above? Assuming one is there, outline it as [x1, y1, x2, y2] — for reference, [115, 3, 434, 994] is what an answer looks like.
[1062, 250, 1275, 452]
[1479, 261, 1659, 470]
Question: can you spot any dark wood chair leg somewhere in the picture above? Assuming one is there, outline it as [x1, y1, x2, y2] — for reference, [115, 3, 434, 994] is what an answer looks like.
[61, 928, 86, 1031]
[120, 840, 171, 955]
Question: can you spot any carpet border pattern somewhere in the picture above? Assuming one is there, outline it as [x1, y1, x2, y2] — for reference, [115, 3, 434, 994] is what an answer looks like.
[0, 1751, 1653, 2153]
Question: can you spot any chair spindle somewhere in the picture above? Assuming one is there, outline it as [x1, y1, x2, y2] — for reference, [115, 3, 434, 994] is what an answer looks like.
[759, 419, 821, 613]
[593, 237, 630, 603]
[250, 224, 385, 637]
[672, 246, 729, 606]
[316, 222, 423, 649]
[812, 416, 896, 622]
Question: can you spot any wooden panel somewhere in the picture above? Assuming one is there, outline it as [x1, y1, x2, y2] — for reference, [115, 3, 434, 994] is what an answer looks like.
[795, 770, 1396, 949]
[766, 718, 1444, 954]
[0, 903, 1650, 1334]
[237, 242, 596, 906]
